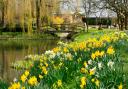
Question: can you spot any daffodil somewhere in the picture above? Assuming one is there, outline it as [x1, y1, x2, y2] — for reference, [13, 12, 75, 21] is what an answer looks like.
[118, 83, 123, 89]
[91, 78, 95, 82]
[39, 75, 43, 79]
[52, 47, 60, 53]
[89, 67, 96, 75]
[107, 46, 115, 55]
[24, 70, 29, 76]
[83, 61, 88, 67]
[21, 86, 25, 89]
[95, 79, 100, 87]
[57, 80, 62, 87]
[95, 51, 100, 57]
[100, 51, 105, 57]
[80, 77, 86, 88]
[91, 53, 96, 60]
[81, 68, 88, 73]
[63, 47, 69, 53]
[21, 74, 27, 83]
[28, 76, 38, 86]
[8, 82, 20, 89]
[42, 66, 48, 75]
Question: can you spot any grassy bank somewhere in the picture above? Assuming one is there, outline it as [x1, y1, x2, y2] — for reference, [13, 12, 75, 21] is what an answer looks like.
[0, 32, 58, 40]
[8, 29, 128, 89]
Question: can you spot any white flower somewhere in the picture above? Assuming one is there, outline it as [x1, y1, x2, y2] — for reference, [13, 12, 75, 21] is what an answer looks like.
[88, 60, 92, 65]
[57, 52, 61, 56]
[45, 50, 54, 55]
[66, 53, 72, 60]
[98, 62, 102, 70]
[57, 41, 68, 46]
[89, 67, 96, 75]
[107, 61, 114, 68]
[26, 55, 33, 59]
[13, 78, 17, 82]
[45, 50, 55, 59]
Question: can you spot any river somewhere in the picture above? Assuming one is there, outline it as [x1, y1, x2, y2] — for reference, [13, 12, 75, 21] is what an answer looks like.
[0, 39, 58, 82]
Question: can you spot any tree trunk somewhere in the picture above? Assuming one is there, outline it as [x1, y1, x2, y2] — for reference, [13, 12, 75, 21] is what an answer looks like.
[1, 4, 5, 27]
[36, 0, 41, 33]
[117, 13, 124, 31]
[86, 21, 89, 32]
[124, 13, 128, 30]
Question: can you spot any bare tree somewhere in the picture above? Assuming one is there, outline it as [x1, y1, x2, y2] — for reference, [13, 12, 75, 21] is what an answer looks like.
[97, 0, 128, 30]
[81, 0, 98, 31]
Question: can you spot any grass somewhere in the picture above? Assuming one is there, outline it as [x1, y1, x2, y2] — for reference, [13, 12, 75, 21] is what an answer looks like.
[0, 32, 57, 40]
[0, 80, 9, 89]
[74, 28, 117, 42]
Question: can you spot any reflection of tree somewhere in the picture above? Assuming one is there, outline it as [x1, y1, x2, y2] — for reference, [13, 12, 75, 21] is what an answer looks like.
[0, 40, 58, 82]
[1, 47, 8, 81]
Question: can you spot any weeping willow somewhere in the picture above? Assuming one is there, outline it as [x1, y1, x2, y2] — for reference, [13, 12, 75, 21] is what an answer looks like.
[27, 0, 32, 35]
[1, 0, 60, 32]
[18, 0, 25, 32]
[40, 0, 60, 26]
[6, 0, 16, 30]
[24, 0, 32, 35]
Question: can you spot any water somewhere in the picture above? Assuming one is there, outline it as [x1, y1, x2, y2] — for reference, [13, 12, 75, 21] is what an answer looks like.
[0, 39, 58, 82]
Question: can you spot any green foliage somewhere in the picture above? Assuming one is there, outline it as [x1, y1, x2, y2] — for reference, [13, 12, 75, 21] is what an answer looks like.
[0, 80, 9, 89]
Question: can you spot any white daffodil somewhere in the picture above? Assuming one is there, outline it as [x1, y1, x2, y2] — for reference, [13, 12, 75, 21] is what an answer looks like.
[107, 61, 114, 68]
[98, 62, 102, 70]
[45, 50, 55, 59]
[88, 59, 92, 65]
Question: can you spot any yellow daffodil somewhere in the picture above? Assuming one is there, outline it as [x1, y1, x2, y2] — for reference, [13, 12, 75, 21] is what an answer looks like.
[81, 68, 88, 73]
[107, 46, 115, 55]
[25, 70, 29, 76]
[53, 47, 60, 53]
[91, 53, 96, 60]
[95, 79, 100, 87]
[8, 82, 20, 89]
[21, 86, 25, 89]
[79, 42, 86, 49]
[91, 78, 95, 82]
[28, 76, 38, 86]
[57, 80, 62, 87]
[42, 66, 48, 75]
[39, 75, 43, 79]
[83, 61, 88, 67]
[80, 77, 86, 88]
[63, 47, 69, 53]
[95, 51, 100, 57]
[21, 74, 27, 83]
[89, 67, 96, 75]
[100, 51, 105, 57]
[118, 83, 123, 89]
[44, 62, 48, 67]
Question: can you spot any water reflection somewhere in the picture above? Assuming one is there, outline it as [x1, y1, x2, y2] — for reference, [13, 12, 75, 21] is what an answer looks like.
[0, 40, 58, 82]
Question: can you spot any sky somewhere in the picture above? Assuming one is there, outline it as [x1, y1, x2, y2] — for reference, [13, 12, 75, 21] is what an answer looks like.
[60, 0, 117, 17]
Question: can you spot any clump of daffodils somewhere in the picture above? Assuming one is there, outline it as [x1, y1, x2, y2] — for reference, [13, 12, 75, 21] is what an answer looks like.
[8, 32, 127, 89]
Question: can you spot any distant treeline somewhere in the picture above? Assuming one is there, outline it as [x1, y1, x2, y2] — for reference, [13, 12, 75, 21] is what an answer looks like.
[86, 17, 117, 25]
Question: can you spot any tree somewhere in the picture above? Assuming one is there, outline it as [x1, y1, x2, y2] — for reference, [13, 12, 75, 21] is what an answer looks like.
[0, 0, 5, 26]
[97, 0, 128, 30]
[36, 0, 41, 33]
[81, 0, 98, 32]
